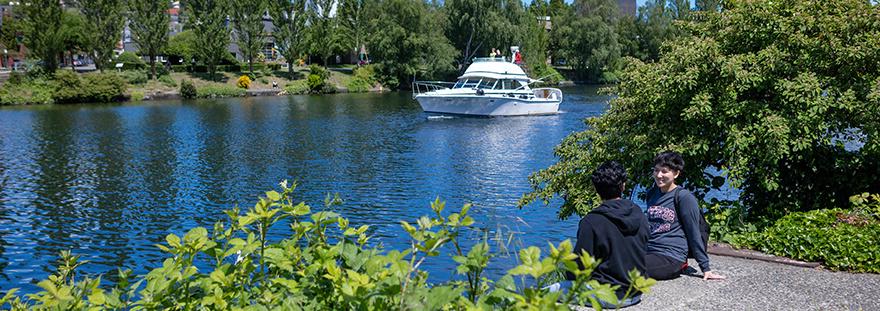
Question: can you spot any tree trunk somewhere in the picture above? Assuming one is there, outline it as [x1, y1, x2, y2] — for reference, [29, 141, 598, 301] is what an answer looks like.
[69, 52, 75, 69]
[149, 54, 157, 80]
[288, 61, 293, 80]
[248, 55, 254, 73]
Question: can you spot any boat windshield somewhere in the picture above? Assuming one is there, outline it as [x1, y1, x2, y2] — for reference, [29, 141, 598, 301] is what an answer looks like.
[454, 78, 524, 90]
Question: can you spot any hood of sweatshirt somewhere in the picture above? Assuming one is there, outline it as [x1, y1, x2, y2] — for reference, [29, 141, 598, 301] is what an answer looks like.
[591, 199, 643, 235]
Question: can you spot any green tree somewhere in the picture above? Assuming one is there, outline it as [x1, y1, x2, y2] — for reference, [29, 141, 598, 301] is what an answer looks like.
[59, 10, 89, 69]
[444, 0, 492, 68]
[695, 0, 722, 12]
[185, 0, 231, 80]
[164, 30, 196, 66]
[20, 0, 63, 73]
[129, 0, 171, 79]
[231, 0, 266, 73]
[669, 0, 691, 20]
[307, 0, 342, 66]
[521, 0, 880, 220]
[557, 0, 621, 82]
[338, 0, 377, 62]
[268, 0, 308, 79]
[369, 0, 456, 88]
[80, 0, 127, 72]
[1, 13, 24, 64]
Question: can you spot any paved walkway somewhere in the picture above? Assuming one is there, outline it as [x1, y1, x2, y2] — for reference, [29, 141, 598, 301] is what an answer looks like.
[576, 255, 880, 310]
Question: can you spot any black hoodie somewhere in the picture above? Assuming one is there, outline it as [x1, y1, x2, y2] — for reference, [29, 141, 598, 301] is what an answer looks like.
[569, 198, 649, 298]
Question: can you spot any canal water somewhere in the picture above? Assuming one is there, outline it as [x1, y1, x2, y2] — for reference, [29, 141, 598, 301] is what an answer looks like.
[0, 87, 611, 293]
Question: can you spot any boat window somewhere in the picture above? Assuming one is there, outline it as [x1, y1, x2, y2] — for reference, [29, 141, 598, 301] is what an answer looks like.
[478, 78, 496, 89]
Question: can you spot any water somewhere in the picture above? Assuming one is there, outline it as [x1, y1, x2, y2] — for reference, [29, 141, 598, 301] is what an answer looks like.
[0, 87, 611, 293]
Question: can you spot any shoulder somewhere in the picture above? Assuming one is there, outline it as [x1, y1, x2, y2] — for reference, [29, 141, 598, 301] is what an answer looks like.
[676, 188, 699, 202]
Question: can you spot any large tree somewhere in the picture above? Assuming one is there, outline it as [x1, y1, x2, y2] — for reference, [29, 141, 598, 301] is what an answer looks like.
[231, 0, 266, 73]
[338, 0, 376, 61]
[59, 10, 89, 69]
[307, 0, 341, 66]
[80, 0, 127, 72]
[185, 0, 231, 80]
[557, 0, 621, 82]
[443, 0, 493, 69]
[129, 0, 171, 79]
[521, 0, 880, 220]
[369, 0, 456, 88]
[268, 0, 307, 78]
[20, 0, 64, 73]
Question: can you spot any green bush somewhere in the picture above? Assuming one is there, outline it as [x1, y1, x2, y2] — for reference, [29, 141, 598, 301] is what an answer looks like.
[158, 75, 177, 88]
[179, 80, 197, 99]
[347, 65, 377, 93]
[733, 208, 880, 273]
[170, 65, 188, 72]
[306, 65, 335, 94]
[53, 71, 127, 104]
[197, 85, 247, 98]
[130, 91, 145, 101]
[0, 183, 653, 310]
[283, 80, 309, 95]
[116, 51, 146, 70]
[0, 78, 55, 105]
[530, 64, 563, 87]
[118, 70, 148, 85]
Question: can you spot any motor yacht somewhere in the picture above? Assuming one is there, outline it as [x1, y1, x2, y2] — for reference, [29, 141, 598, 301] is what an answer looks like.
[412, 58, 563, 117]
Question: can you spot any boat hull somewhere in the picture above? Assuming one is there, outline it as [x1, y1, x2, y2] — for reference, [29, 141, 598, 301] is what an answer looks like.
[415, 95, 560, 117]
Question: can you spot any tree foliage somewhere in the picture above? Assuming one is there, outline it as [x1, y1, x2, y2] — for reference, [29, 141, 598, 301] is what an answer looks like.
[129, 0, 171, 79]
[59, 10, 89, 68]
[369, 0, 457, 88]
[557, 0, 621, 82]
[307, 0, 342, 66]
[231, 0, 266, 73]
[20, 0, 64, 73]
[268, 0, 308, 79]
[79, 0, 126, 72]
[521, 0, 880, 220]
[185, 0, 231, 80]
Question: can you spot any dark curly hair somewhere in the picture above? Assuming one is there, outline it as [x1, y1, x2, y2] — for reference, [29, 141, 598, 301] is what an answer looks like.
[653, 151, 685, 172]
[591, 161, 628, 200]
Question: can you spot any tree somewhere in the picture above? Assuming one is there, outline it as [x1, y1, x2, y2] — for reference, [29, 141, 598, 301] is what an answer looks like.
[444, 0, 493, 69]
[557, 0, 621, 82]
[1, 13, 25, 66]
[338, 0, 376, 63]
[369, 0, 456, 88]
[20, 0, 64, 73]
[521, 0, 880, 220]
[164, 30, 196, 66]
[185, 0, 231, 80]
[59, 10, 89, 68]
[307, 0, 342, 66]
[129, 0, 171, 79]
[80, 0, 127, 72]
[268, 0, 308, 79]
[231, 0, 266, 73]
[695, 0, 722, 12]
[668, 0, 691, 20]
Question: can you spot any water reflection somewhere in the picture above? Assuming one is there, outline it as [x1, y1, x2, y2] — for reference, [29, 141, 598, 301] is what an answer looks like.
[0, 87, 609, 293]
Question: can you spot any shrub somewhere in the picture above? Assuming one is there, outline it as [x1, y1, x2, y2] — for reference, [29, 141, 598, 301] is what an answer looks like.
[733, 207, 880, 273]
[53, 71, 127, 104]
[179, 80, 197, 99]
[197, 85, 246, 98]
[118, 70, 148, 85]
[283, 80, 309, 95]
[131, 91, 145, 101]
[0, 78, 55, 105]
[158, 75, 177, 88]
[529, 64, 563, 87]
[236, 75, 252, 89]
[306, 65, 335, 94]
[0, 183, 653, 309]
[116, 51, 146, 70]
[347, 65, 377, 93]
[170, 65, 188, 72]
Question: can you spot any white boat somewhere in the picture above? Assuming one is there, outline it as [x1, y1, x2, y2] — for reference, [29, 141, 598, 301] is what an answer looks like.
[412, 58, 563, 117]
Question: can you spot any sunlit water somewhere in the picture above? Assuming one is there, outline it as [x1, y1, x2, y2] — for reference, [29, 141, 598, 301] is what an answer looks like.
[0, 87, 611, 293]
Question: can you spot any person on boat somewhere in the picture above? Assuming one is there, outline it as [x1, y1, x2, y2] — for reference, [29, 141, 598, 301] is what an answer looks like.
[644, 151, 726, 281]
[514, 50, 522, 65]
[489, 48, 497, 59]
[547, 160, 649, 308]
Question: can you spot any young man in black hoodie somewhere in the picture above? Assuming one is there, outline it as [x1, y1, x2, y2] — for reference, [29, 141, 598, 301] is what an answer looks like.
[549, 160, 650, 308]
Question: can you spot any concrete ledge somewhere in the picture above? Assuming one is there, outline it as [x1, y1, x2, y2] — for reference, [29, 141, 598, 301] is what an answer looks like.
[708, 243, 821, 268]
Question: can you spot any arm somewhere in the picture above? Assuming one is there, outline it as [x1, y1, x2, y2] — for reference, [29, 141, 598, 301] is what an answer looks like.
[570, 217, 596, 278]
[678, 191, 711, 272]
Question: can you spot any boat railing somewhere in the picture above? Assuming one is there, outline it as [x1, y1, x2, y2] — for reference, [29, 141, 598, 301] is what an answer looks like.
[533, 88, 563, 101]
[412, 81, 456, 98]
[472, 57, 510, 63]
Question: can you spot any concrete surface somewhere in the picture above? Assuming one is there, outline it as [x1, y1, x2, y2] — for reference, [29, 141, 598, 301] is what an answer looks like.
[575, 255, 880, 310]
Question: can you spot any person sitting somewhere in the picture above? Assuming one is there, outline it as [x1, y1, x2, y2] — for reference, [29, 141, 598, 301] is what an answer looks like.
[548, 160, 649, 308]
[644, 151, 726, 281]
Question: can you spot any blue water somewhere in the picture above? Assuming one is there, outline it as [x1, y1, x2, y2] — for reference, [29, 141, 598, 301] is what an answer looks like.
[0, 87, 611, 293]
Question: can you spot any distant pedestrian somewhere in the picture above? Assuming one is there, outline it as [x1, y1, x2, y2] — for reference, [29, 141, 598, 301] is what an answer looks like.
[272, 80, 278, 89]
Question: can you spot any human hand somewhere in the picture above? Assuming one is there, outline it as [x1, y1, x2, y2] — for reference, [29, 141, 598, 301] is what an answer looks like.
[703, 270, 726, 280]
